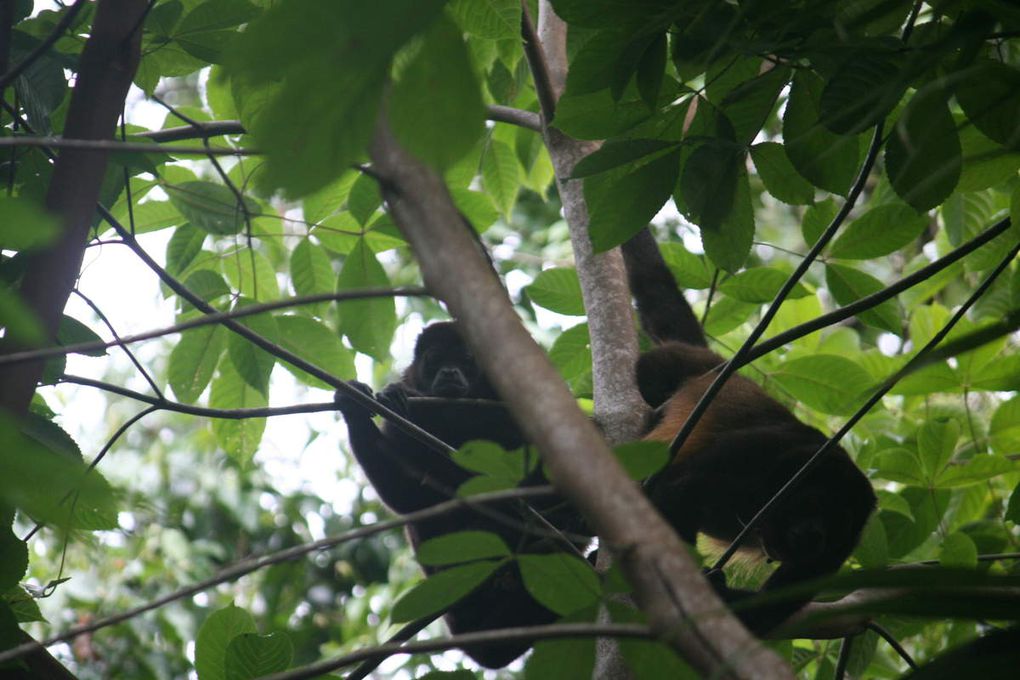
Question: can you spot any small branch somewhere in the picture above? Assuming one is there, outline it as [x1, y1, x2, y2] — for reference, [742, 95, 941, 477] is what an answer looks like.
[135, 120, 246, 142]
[57, 375, 339, 419]
[521, 2, 558, 124]
[0, 289, 429, 366]
[0, 135, 259, 155]
[834, 636, 853, 680]
[486, 103, 541, 131]
[867, 622, 917, 671]
[0, 0, 87, 92]
[259, 623, 653, 680]
[72, 288, 163, 398]
[132, 103, 538, 143]
[745, 216, 1013, 363]
[0, 487, 557, 666]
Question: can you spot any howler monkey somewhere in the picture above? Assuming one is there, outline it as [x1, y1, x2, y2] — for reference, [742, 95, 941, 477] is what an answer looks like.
[621, 229, 876, 634]
[335, 321, 588, 668]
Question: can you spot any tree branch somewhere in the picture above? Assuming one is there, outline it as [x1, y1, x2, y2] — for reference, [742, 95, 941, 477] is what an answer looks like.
[259, 623, 653, 680]
[0, 0, 148, 417]
[0, 288, 428, 366]
[368, 113, 790, 679]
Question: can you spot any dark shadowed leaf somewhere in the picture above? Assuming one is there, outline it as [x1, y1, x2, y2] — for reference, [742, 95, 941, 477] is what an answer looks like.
[417, 531, 511, 566]
[392, 561, 502, 623]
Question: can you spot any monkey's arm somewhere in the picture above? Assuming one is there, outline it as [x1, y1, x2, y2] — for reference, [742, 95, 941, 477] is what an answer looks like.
[335, 382, 473, 513]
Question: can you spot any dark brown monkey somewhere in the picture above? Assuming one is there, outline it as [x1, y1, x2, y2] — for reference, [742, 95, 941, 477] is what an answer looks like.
[622, 228, 876, 633]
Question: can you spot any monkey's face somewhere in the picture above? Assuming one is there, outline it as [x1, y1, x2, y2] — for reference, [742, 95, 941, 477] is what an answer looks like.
[410, 322, 499, 399]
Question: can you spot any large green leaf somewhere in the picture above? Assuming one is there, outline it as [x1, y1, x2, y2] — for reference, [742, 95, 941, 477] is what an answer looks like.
[526, 267, 586, 316]
[586, 149, 681, 251]
[699, 169, 754, 273]
[224, 0, 447, 196]
[0, 196, 59, 251]
[784, 71, 860, 195]
[417, 531, 511, 566]
[336, 239, 395, 361]
[819, 48, 906, 135]
[225, 632, 292, 680]
[195, 604, 257, 680]
[955, 60, 1020, 147]
[210, 360, 268, 466]
[886, 91, 961, 212]
[718, 267, 809, 304]
[824, 263, 901, 334]
[770, 354, 872, 415]
[389, 15, 485, 171]
[169, 325, 227, 403]
[448, 0, 520, 39]
[391, 560, 502, 623]
[519, 553, 601, 616]
[275, 315, 356, 388]
[166, 181, 260, 235]
[481, 139, 521, 218]
[750, 142, 814, 205]
[828, 203, 928, 259]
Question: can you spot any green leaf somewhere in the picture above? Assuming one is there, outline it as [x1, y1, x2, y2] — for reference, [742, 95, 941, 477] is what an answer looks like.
[448, 0, 520, 40]
[113, 199, 183, 234]
[289, 239, 334, 314]
[0, 525, 27, 592]
[347, 173, 382, 227]
[302, 171, 359, 225]
[527, 268, 585, 316]
[391, 561, 502, 623]
[990, 396, 1020, 456]
[635, 33, 667, 109]
[226, 302, 278, 395]
[824, 264, 901, 334]
[660, 242, 712, 289]
[917, 419, 959, 482]
[570, 139, 680, 179]
[275, 316, 356, 388]
[481, 139, 521, 218]
[525, 638, 596, 680]
[802, 197, 838, 246]
[519, 553, 601, 616]
[389, 15, 485, 171]
[769, 354, 871, 415]
[700, 169, 753, 273]
[955, 60, 1020, 147]
[210, 360, 268, 466]
[184, 269, 232, 302]
[586, 150, 680, 252]
[452, 440, 531, 483]
[55, 315, 105, 357]
[829, 203, 928, 259]
[224, 0, 447, 196]
[1006, 483, 1020, 524]
[166, 223, 206, 275]
[702, 296, 758, 337]
[0, 412, 118, 531]
[417, 531, 511, 566]
[451, 188, 499, 233]
[886, 92, 961, 212]
[195, 604, 257, 680]
[784, 70, 860, 195]
[166, 181, 260, 235]
[938, 532, 978, 568]
[679, 141, 741, 233]
[819, 49, 905, 135]
[718, 268, 808, 304]
[176, 0, 258, 64]
[750, 142, 814, 205]
[169, 325, 226, 404]
[613, 440, 669, 480]
[549, 323, 593, 390]
[719, 63, 789, 146]
[0, 196, 59, 251]
[875, 448, 925, 487]
[336, 239, 395, 361]
[225, 632, 292, 680]
[935, 456, 1017, 488]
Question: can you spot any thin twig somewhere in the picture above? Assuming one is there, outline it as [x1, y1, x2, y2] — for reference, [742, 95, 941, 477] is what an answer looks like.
[0, 135, 258, 155]
[0, 288, 428, 366]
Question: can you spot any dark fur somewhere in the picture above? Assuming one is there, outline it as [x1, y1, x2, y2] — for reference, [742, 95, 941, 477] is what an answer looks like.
[622, 230, 876, 634]
[335, 321, 586, 667]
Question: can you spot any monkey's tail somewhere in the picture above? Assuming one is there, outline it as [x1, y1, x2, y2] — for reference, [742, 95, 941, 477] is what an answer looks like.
[621, 228, 707, 347]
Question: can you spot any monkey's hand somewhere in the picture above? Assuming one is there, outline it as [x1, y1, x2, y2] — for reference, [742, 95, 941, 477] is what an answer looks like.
[334, 381, 376, 422]
[376, 383, 412, 417]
